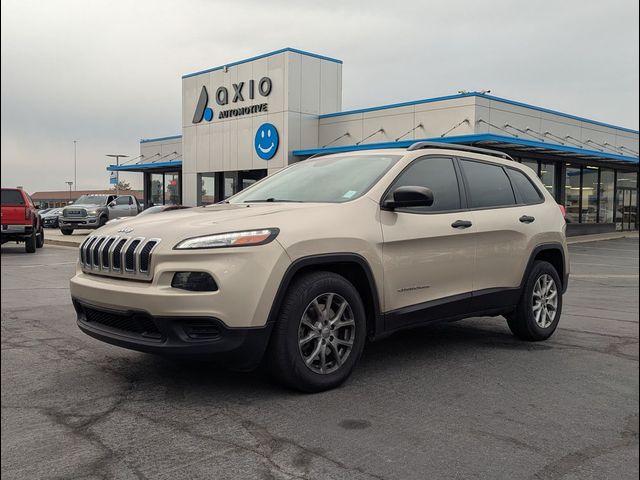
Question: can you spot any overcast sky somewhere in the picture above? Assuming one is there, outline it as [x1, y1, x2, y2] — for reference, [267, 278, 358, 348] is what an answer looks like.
[1, 0, 638, 193]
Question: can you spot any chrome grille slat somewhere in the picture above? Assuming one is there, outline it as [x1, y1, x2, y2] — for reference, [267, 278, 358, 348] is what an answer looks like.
[80, 236, 161, 280]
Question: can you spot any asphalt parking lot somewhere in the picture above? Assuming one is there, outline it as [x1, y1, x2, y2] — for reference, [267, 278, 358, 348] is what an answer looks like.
[1, 237, 638, 480]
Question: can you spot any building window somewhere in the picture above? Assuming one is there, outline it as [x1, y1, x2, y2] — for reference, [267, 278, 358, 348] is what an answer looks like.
[581, 166, 598, 223]
[165, 173, 180, 205]
[521, 159, 539, 176]
[150, 173, 164, 206]
[239, 170, 267, 190]
[540, 162, 556, 198]
[616, 172, 638, 231]
[565, 164, 582, 224]
[599, 169, 615, 223]
[198, 173, 216, 205]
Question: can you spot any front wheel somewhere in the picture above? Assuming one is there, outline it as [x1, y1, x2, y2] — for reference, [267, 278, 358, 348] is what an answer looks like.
[507, 260, 563, 341]
[268, 271, 367, 392]
[60, 228, 74, 235]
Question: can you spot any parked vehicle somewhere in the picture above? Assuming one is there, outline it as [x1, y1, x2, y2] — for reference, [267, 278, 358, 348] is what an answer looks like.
[59, 194, 141, 235]
[70, 143, 569, 391]
[1, 187, 44, 253]
[106, 204, 190, 225]
[41, 208, 64, 228]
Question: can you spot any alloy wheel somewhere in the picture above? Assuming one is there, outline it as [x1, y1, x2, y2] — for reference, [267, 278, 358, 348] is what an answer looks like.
[298, 293, 355, 374]
[532, 274, 558, 328]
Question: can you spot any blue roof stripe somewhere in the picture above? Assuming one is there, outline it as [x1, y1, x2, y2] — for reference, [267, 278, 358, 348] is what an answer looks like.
[320, 92, 639, 135]
[292, 133, 639, 164]
[182, 47, 342, 79]
[140, 135, 182, 144]
[107, 160, 183, 172]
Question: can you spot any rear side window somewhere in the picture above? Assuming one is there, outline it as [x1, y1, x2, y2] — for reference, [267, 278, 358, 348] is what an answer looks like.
[460, 159, 516, 208]
[386, 157, 461, 212]
[1, 190, 25, 205]
[508, 168, 543, 204]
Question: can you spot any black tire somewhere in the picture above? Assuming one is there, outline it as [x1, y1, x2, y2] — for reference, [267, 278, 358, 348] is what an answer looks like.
[61, 228, 74, 235]
[267, 271, 367, 392]
[36, 226, 44, 248]
[25, 230, 36, 253]
[507, 260, 563, 341]
[99, 216, 108, 227]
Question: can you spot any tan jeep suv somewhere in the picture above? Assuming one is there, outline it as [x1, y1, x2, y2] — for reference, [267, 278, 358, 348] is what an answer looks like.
[70, 142, 569, 392]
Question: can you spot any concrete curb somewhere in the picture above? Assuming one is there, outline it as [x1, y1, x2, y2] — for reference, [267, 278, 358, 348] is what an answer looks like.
[567, 231, 638, 245]
[44, 239, 82, 248]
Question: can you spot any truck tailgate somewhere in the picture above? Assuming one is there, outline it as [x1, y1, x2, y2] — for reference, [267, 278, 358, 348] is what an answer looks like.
[1, 206, 28, 225]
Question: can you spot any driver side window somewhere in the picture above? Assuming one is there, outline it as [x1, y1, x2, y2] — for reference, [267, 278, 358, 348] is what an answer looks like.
[115, 196, 130, 206]
[386, 157, 461, 212]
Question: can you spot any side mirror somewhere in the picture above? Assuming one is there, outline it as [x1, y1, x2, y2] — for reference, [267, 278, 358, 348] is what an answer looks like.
[67, 201, 74, 205]
[383, 186, 434, 210]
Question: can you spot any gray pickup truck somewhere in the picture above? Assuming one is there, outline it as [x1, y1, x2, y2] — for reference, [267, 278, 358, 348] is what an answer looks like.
[59, 194, 141, 235]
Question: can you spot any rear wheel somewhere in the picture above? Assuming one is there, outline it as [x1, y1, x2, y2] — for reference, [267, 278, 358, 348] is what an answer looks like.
[268, 271, 367, 392]
[507, 260, 562, 341]
[36, 226, 44, 248]
[61, 228, 74, 235]
[25, 230, 36, 253]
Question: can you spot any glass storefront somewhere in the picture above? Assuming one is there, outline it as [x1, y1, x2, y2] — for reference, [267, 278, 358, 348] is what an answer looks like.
[598, 169, 615, 223]
[581, 167, 598, 223]
[540, 162, 556, 197]
[146, 171, 182, 207]
[616, 172, 638, 231]
[565, 164, 582, 224]
[198, 173, 216, 206]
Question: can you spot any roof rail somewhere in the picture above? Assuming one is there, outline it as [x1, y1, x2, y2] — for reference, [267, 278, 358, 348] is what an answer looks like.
[407, 141, 514, 161]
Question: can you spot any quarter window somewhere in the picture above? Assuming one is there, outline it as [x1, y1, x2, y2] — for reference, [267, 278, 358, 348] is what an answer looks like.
[508, 169, 543, 204]
[386, 157, 461, 212]
[460, 159, 516, 208]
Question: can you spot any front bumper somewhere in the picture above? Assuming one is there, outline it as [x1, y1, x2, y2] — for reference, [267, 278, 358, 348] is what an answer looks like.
[60, 217, 99, 229]
[74, 299, 272, 369]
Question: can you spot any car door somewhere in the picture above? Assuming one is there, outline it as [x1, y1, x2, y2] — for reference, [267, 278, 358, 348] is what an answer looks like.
[457, 158, 538, 310]
[380, 156, 476, 330]
[112, 196, 133, 217]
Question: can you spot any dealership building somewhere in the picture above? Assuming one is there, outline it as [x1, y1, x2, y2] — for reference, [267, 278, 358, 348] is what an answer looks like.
[108, 48, 639, 235]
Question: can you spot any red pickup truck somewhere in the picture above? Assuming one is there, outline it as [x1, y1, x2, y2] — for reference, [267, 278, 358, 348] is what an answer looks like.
[1, 188, 44, 253]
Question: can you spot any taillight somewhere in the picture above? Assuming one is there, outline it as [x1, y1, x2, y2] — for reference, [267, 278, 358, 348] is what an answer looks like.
[558, 204, 566, 218]
[25, 208, 31, 220]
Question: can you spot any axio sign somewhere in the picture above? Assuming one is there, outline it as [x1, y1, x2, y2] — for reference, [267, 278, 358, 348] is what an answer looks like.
[192, 77, 272, 123]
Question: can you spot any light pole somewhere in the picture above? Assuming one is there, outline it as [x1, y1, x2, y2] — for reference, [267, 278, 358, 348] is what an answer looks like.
[65, 181, 73, 203]
[73, 140, 78, 190]
[106, 154, 129, 195]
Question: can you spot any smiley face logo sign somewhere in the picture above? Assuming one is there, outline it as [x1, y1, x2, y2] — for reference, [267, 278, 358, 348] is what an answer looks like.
[255, 123, 279, 160]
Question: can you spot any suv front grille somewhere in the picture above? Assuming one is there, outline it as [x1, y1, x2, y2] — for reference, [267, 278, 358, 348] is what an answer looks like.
[79, 235, 161, 280]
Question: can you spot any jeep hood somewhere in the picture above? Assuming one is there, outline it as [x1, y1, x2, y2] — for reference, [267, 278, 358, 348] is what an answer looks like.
[93, 203, 329, 245]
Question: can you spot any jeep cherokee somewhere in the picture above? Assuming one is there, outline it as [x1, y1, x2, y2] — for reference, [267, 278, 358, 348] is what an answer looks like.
[70, 142, 569, 392]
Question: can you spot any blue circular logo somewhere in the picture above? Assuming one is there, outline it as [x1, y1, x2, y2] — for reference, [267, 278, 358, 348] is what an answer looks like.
[204, 107, 214, 122]
[255, 123, 279, 160]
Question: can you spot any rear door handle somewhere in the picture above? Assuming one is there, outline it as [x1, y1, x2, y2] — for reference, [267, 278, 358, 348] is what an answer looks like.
[519, 215, 535, 224]
[451, 220, 473, 229]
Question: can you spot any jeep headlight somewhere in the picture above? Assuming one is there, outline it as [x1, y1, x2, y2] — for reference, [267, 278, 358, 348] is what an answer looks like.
[174, 229, 279, 250]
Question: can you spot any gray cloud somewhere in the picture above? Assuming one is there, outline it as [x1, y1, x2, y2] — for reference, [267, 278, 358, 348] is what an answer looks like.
[1, 0, 638, 193]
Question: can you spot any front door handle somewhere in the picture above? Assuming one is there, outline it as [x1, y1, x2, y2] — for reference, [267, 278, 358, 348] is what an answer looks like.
[519, 215, 535, 224]
[451, 220, 473, 229]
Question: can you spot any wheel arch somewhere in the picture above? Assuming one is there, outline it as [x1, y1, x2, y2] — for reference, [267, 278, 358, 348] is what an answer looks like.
[266, 253, 383, 338]
[523, 243, 568, 293]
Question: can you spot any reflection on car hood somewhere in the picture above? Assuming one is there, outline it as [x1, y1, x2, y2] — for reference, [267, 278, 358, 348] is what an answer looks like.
[93, 202, 332, 245]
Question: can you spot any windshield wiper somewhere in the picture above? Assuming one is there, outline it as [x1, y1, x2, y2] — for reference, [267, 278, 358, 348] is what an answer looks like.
[243, 198, 302, 203]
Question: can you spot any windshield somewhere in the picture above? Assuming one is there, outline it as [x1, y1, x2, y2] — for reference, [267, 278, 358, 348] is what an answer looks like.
[74, 195, 108, 205]
[228, 154, 401, 204]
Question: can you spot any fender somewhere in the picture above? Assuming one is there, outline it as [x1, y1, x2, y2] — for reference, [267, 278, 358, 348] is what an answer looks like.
[520, 242, 569, 293]
[266, 253, 383, 337]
